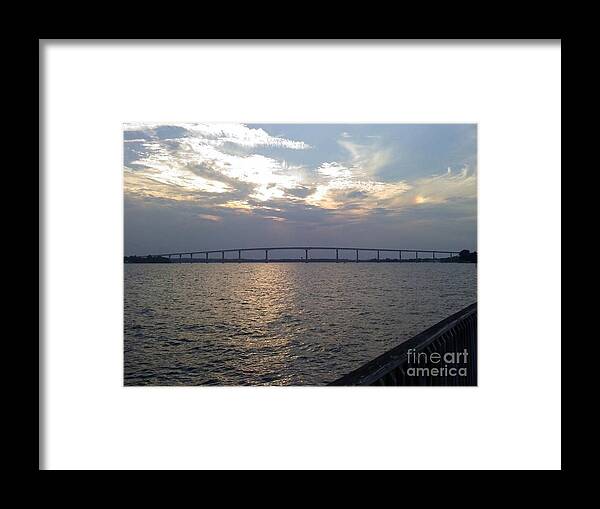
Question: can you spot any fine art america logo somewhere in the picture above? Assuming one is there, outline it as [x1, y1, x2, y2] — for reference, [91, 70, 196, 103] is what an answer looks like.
[406, 348, 469, 378]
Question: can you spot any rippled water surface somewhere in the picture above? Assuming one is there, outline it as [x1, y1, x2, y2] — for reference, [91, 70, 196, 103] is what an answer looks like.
[124, 263, 476, 385]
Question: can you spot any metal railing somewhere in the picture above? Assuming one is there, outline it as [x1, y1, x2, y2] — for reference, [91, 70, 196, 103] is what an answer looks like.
[328, 303, 477, 386]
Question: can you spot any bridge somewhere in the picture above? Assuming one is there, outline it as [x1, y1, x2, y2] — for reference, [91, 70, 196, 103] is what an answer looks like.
[139, 246, 463, 263]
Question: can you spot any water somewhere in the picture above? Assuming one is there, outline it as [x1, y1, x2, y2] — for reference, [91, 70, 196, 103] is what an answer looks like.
[124, 263, 477, 386]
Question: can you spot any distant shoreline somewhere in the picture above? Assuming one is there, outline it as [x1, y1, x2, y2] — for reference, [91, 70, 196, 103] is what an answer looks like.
[124, 257, 476, 264]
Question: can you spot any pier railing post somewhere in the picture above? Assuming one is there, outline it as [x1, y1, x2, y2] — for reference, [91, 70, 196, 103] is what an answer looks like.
[356, 249, 359, 263]
[377, 250, 380, 263]
[221, 251, 225, 263]
[336, 248, 339, 263]
[305, 249, 308, 263]
[205, 252, 208, 263]
[265, 249, 269, 263]
[238, 250, 241, 262]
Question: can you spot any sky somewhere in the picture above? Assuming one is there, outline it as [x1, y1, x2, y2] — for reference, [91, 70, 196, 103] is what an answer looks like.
[124, 123, 477, 255]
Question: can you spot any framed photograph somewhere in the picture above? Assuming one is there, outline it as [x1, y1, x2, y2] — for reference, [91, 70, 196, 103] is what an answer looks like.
[41, 39, 561, 470]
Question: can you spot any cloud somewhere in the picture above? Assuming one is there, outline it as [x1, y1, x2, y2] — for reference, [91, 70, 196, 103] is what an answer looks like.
[403, 165, 477, 207]
[124, 125, 308, 205]
[124, 122, 310, 149]
[197, 213, 222, 222]
[337, 139, 393, 176]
